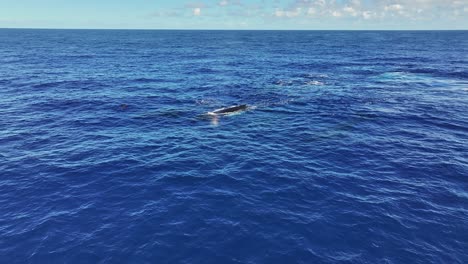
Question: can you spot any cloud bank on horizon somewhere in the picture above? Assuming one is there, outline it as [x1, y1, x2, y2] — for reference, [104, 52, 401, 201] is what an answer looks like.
[1, 0, 467, 29]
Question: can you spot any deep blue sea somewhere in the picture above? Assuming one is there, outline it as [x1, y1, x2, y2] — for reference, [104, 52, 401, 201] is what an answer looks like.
[0, 29, 467, 263]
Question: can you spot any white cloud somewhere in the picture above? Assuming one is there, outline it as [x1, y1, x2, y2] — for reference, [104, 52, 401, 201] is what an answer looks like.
[294, 0, 466, 19]
[158, 0, 468, 25]
[362, 11, 375, 20]
[384, 4, 404, 12]
[307, 7, 317, 16]
[274, 8, 302, 18]
[315, 0, 326, 7]
[343, 6, 358, 17]
[218, 0, 243, 7]
[332, 11, 342, 17]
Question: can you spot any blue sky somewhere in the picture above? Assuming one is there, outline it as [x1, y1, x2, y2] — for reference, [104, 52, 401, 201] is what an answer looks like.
[1, 0, 467, 29]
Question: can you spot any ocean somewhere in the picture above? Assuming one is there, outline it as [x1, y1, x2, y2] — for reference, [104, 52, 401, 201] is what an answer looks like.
[0, 29, 467, 263]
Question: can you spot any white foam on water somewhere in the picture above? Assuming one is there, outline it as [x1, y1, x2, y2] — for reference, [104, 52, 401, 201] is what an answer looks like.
[305, 80, 324, 86]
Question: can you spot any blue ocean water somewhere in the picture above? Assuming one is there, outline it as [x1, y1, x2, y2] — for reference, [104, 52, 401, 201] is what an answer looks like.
[0, 29, 467, 263]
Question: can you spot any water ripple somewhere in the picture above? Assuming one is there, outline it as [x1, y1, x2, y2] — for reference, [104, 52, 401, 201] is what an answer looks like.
[0, 29, 467, 263]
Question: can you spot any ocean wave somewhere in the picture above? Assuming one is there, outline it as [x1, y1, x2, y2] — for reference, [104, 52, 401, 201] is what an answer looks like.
[1, 29, 467, 264]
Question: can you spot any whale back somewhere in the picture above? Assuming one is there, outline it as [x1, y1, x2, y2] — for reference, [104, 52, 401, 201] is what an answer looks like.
[212, 104, 248, 114]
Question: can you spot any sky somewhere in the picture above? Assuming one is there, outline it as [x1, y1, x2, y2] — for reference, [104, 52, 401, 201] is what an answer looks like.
[0, 0, 467, 30]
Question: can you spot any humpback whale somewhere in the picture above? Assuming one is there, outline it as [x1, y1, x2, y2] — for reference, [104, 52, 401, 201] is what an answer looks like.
[207, 104, 249, 116]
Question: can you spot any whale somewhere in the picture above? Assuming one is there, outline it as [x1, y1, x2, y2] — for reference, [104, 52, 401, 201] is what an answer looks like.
[207, 104, 249, 116]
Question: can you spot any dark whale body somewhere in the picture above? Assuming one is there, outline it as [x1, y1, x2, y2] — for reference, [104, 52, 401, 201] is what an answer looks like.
[208, 104, 248, 115]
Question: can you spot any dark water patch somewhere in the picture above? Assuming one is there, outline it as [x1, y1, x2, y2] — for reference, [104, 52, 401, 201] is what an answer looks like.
[31, 80, 107, 90]
[185, 67, 221, 75]
[61, 54, 96, 59]
[27, 98, 113, 113]
[131, 77, 166, 83]
[406, 68, 468, 80]
[359, 56, 434, 63]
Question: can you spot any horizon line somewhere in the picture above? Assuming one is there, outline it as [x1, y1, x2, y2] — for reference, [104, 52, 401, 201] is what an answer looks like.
[1, 27, 467, 31]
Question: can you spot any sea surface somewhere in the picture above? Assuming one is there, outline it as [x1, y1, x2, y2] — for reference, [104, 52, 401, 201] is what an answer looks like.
[0, 29, 467, 263]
